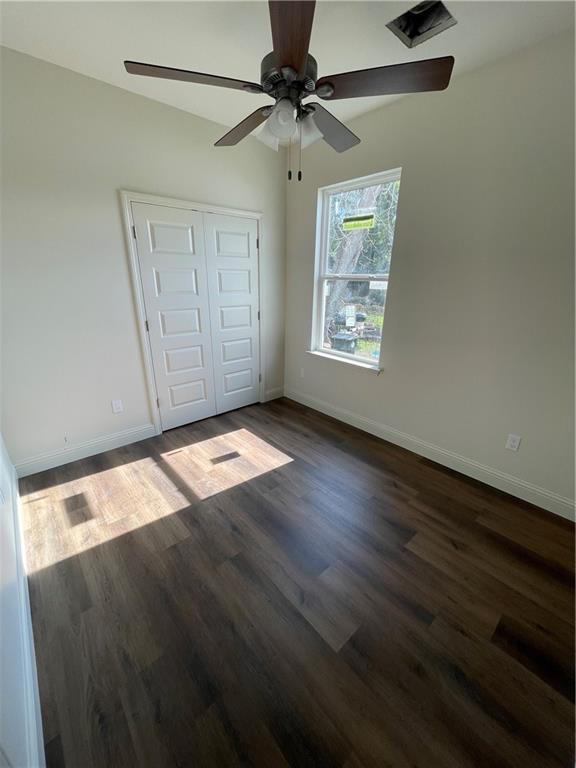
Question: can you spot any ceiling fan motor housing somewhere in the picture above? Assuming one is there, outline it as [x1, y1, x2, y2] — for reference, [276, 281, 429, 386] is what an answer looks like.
[260, 51, 317, 102]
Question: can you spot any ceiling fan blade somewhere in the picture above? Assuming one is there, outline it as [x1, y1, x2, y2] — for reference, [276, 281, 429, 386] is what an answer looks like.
[315, 56, 454, 100]
[309, 104, 360, 153]
[124, 61, 263, 94]
[215, 107, 271, 146]
[268, 0, 316, 77]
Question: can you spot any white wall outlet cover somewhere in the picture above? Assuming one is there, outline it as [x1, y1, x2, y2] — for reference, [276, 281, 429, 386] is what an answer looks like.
[111, 399, 124, 414]
[505, 434, 522, 452]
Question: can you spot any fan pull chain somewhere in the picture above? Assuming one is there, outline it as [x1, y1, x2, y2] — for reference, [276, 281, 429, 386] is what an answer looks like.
[298, 120, 303, 181]
[287, 135, 292, 181]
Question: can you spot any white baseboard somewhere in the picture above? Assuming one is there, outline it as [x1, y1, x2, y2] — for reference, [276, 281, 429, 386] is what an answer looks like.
[15, 424, 158, 478]
[263, 387, 284, 402]
[285, 389, 575, 521]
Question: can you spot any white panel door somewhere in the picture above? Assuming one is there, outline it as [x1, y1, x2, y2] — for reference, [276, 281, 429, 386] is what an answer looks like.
[132, 203, 217, 430]
[204, 213, 261, 414]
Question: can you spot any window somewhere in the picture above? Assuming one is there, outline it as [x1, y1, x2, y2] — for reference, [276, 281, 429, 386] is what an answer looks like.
[312, 169, 402, 368]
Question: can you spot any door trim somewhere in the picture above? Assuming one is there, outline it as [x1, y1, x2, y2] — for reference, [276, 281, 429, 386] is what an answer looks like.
[119, 190, 264, 434]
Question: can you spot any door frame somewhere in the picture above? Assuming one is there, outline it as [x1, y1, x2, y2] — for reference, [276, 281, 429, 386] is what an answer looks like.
[119, 190, 264, 434]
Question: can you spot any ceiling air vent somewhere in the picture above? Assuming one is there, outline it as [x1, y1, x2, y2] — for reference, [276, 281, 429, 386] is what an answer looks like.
[387, 1, 457, 49]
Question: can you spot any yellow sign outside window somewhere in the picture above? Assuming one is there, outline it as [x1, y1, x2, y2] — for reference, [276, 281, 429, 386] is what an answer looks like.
[342, 215, 375, 231]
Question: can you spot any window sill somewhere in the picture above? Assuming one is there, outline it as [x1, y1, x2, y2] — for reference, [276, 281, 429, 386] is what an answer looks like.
[306, 350, 382, 374]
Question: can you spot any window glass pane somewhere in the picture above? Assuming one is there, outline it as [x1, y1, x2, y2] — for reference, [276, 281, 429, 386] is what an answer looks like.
[321, 279, 387, 363]
[326, 178, 400, 275]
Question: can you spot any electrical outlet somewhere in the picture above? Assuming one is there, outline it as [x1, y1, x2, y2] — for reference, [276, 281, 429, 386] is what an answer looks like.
[505, 434, 522, 452]
[111, 399, 124, 414]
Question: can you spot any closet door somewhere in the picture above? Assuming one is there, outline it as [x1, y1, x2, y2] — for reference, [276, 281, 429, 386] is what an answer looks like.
[204, 213, 261, 414]
[132, 203, 217, 429]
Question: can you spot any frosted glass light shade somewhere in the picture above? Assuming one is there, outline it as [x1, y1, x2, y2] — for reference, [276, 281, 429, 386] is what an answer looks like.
[267, 99, 297, 140]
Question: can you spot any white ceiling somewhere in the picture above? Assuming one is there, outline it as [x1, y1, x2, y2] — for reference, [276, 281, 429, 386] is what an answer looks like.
[1, 1, 573, 140]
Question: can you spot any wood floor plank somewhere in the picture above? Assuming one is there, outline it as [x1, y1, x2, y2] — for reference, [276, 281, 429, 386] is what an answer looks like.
[430, 615, 573, 766]
[491, 613, 575, 702]
[216, 553, 413, 768]
[20, 398, 574, 767]
[407, 529, 575, 642]
[340, 617, 530, 768]
[476, 509, 574, 570]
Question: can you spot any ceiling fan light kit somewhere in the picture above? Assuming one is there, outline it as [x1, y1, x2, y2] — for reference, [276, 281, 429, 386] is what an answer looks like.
[124, 1, 455, 180]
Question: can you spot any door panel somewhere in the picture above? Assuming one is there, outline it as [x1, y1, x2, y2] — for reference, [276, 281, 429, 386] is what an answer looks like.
[205, 213, 260, 414]
[132, 203, 217, 430]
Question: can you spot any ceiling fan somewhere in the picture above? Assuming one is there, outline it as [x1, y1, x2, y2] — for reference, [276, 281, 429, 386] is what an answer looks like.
[124, 0, 454, 172]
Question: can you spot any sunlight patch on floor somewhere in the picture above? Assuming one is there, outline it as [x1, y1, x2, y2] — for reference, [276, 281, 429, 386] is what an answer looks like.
[160, 428, 292, 501]
[21, 428, 292, 572]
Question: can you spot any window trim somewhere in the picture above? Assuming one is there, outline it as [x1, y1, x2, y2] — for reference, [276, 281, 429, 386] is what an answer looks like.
[310, 168, 402, 369]
[306, 349, 383, 373]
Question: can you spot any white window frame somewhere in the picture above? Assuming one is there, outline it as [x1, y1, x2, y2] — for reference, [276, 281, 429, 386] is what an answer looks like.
[310, 168, 402, 371]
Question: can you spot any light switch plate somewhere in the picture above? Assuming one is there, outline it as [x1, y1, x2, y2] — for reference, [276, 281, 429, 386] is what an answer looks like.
[111, 399, 124, 414]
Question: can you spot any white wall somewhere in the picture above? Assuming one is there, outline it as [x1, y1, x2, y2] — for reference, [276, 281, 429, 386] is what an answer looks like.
[0, 47, 285, 472]
[285, 32, 575, 519]
[0, 434, 44, 767]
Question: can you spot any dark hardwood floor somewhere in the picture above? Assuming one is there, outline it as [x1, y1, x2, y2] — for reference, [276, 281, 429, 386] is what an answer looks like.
[20, 398, 574, 768]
